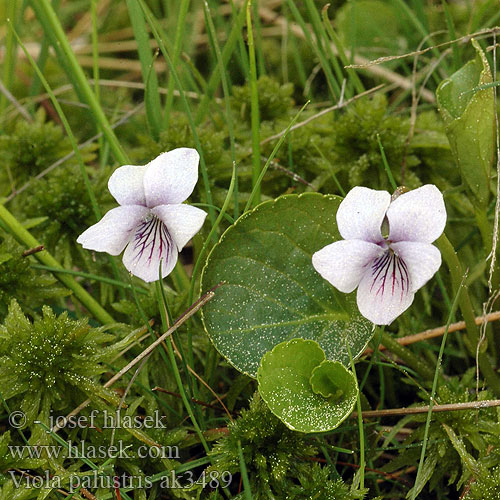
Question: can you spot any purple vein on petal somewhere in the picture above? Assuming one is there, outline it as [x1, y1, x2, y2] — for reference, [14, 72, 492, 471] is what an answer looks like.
[131, 216, 173, 267]
[370, 251, 410, 303]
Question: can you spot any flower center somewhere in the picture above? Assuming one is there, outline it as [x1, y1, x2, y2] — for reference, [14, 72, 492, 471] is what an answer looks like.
[370, 248, 410, 301]
[131, 214, 173, 267]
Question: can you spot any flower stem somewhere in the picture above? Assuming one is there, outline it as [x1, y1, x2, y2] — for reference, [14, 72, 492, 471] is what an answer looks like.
[436, 233, 500, 396]
[0, 204, 115, 325]
[411, 267, 465, 500]
[155, 282, 210, 454]
[346, 342, 365, 490]
[379, 331, 435, 380]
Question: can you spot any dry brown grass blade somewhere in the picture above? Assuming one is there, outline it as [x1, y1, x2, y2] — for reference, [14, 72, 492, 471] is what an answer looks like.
[352, 399, 500, 418]
[363, 310, 500, 355]
[345, 27, 500, 69]
[169, 337, 233, 421]
[260, 84, 385, 145]
[258, 5, 436, 103]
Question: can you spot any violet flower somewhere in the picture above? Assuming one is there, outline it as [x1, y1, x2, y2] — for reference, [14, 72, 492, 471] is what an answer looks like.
[77, 148, 207, 282]
[312, 185, 446, 325]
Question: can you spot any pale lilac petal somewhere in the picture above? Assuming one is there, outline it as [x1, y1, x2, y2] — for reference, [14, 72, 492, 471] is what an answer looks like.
[356, 250, 414, 325]
[108, 165, 148, 206]
[77, 206, 149, 255]
[391, 241, 441, 292]
[152, 204, 207, 251]
[312, 240, 385, 293]
[387, 184, 446, 243]
[144, 148, 200, 207]
[336, 187, 391, 243]
[122, 216, 178, 282]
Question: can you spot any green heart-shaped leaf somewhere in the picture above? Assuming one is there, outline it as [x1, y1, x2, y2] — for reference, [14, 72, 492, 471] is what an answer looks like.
[257, 338, 358, 432]
[201, 193, 373, 378]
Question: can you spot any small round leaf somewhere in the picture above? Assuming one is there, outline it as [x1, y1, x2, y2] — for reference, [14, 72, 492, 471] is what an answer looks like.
[257, 339, 358, 433]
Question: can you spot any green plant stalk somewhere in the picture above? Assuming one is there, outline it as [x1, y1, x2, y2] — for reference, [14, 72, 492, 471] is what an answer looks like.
[411, 270, 465, 500]
[247, 0, 262, 207]
[164, 0, 191, 126]
[303, 0, 345, 97]
[346, 342, 365, 489]
[188, 164, 236, 364]
[440, 0, 461, 71]
[155, 282, 210, 453]
[90, 0, 102, 155]
[377, 134, 398, 191]
[31, 264, 148, 294]
[11, 25, 101, 222]
[252, 0, 266, 76]
[195, 2, 248, 124]
[203, 1, 239, 219]
[156, 272, 200, 423]
[0, 204, 115, 325]
[0, 0, 18, 115]
[321, 6, 365, 95]
[126, 0, 163, 139]
[359, 327, 384, 391]
[244, 101, 309, 212]
[29, 0, 129, 165]
[237, 440, 253, 500]
[285, 0, 340, 100]
[436, 233, 500, 396]
[380, 331, 435, 380]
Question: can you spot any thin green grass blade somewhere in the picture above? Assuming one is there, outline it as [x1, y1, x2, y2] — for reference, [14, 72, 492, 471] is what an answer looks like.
[441, 0, 461, 71]
[303, 0, 345, 96]
[238, 440, 253, 500]
[195, 2, 248, 124]
[11, 24, 101, 222]
[31, 264, 148, 294]
[126, 0, 163, 139]
[321, 6, 365, 95]
[163, 0, 191, 127]
[245, 101, 309, 212]
[202, 1, 238, 219]
[0, 0, 20, 115]
[28, 0, 129, 164]
[346, 340, 365, 490]
[377, 134, 398, 191]
[411, 273, 465, 500]
[90, 0, 104, 157]
[285, 0, 340, 100]
[247, 1, 262, 208]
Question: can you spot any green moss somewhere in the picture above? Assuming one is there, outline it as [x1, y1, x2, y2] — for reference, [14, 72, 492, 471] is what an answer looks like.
[20, 164, 113, 268]
[0, 110, 95, 197]
[0, 301, 138, 427]
[232, 76, 294, 122]
[209, 394, 365, 499]
[0, 234, 67, 320]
